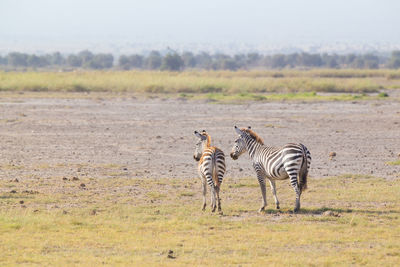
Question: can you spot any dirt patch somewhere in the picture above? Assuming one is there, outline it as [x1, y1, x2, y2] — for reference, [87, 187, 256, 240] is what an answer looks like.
[0, 96, 399, 183]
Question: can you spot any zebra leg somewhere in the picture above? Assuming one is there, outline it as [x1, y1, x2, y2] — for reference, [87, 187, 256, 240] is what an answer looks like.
[210, 185, 217, 212]
[268, 179, 280, 209]
[256, 173, 267, 212]
[201, 179, 207, 211]
[215, 185, 222, 214]
[288, 174, 301, 212]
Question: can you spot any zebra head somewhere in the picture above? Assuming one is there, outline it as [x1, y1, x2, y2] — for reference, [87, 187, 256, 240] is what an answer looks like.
[193, 130, 208, 161]
[230, 126, 249, 160]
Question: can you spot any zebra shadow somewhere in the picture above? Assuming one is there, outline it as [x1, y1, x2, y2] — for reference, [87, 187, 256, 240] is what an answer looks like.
[261, 207, 400, 216]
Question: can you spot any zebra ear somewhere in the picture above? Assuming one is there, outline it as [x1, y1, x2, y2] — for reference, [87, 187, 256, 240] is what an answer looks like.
[248, 126, 251, 129]
[194, 131, 207, 140]
[234, 126, 243, 135]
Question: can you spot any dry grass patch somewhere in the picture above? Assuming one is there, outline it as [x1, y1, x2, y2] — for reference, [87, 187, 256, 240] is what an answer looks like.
[0, 174, 399, 266]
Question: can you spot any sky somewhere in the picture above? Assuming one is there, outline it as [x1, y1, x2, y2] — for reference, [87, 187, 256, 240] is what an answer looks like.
[1, 0, 400, 52]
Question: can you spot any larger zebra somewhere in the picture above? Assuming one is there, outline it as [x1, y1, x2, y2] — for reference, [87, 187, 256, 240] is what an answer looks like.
[193, 130, 226, 213]
[230, 126, 311, 212]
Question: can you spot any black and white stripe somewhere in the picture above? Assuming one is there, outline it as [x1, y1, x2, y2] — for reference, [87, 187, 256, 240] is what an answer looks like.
[230, 126, 311, 212]
[194, 130, 226, 213]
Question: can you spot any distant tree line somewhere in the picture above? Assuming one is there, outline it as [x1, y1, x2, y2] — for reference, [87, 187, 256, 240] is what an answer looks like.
[1, 50, 400, 70]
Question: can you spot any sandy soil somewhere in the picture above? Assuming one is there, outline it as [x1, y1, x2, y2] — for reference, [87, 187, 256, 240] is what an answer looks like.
[0, 96, 399, 184]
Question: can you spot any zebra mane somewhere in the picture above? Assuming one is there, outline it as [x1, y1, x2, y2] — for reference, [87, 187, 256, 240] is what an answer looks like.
[201, 131, 212, 147]
[241, 128, 264, 145]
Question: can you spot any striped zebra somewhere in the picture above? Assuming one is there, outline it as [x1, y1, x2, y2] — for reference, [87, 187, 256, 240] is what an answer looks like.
[230, 126, 311, 213]
[193, 130, 226, 213]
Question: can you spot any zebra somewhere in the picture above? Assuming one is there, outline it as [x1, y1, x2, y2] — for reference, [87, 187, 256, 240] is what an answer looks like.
[193, 130, 226, 213]
[230, 126, 311, 213]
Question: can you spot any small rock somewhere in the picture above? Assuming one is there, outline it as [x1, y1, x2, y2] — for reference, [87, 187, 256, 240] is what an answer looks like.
[167, 250, 176, 259]
[62, 177, 68, 181]
[90, 209, 97, 215]
[62, 210, 68, 214]
[322, 210, 341, 217]
[14, 178, 19, 182]
[323, 210, 333, 216]
[72, 177, 79, 181]
[329, 152, 336, 158]
[19, 200, 24, 204]
[123, 167, 128, 171]
[33, 209, 39, 212]
[156, 135, 162, 139]
[21, 205, 27, 208]
[80, 183, 86, 187]
[239, 168, 243, 172]
[10, 190, 17, 193]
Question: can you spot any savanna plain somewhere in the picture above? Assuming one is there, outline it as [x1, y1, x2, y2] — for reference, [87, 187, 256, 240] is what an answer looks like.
[0, 69, 400, 266]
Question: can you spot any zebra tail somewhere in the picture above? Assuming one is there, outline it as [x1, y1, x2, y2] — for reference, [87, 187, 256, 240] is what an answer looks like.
[299, 146, 308, 192]
[212, 154, 220, 188]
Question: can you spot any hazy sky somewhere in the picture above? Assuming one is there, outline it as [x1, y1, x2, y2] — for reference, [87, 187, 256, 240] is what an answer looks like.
[1, 0, 400, 44]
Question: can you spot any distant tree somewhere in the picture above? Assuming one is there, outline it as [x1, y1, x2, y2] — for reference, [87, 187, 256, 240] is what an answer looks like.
[195, 52, 213, 69]
[220, 58, 238, 70]
[182, 52, 196, 68]
[345, 54, 357, 66]
[8, 52, 28, 67]
[271, 54, 286, 68]
[146, 51, 162, 69]
[67, 54, 82, 67]
[0, 55, 6, 65]
[299, 53, 322, 67]
[129, 54, 143, 68]
[387, 50, 400, 69]
[161, 53, 184, 71]
[78, 50, 94, 65]
[85, 53, 114, 69]
[352, 58, 365, 68]
[50, 52, 64, 65]
[285, 53, 299, 68]
[118, 55, 130, 69]
[392, 50, 400, 58]
[388, 58, 400, 69]
[326, 57, 339, 68]
[363, 54, 379, 69]
[27, 55, 48, 68]
[246, 52, 262, 66]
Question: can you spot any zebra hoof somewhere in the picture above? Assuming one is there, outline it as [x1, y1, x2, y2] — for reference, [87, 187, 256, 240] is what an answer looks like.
[211, 204, 216, 212]
[258, 207, 265, 213]
[202, 204, 206, 211]
[293, 207, 299, 213]
[276, 205, 280, 210]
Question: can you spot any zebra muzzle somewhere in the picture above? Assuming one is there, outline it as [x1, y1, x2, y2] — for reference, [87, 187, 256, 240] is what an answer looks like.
[230, 153, 238, 160]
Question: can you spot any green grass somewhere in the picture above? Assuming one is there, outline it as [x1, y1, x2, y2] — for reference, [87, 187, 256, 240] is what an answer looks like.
[0, 174, 399, 266]
[1, 69, 399, 95]
[183, 91, 387, 103]
[386, 160, 400, 165]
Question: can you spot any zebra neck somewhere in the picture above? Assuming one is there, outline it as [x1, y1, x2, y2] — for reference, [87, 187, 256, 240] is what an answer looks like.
[245, 136, 262, 159]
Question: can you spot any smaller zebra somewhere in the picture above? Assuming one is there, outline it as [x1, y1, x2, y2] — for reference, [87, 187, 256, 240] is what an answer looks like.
[193, 130, 226, 213]
[230, 126, 311, 213]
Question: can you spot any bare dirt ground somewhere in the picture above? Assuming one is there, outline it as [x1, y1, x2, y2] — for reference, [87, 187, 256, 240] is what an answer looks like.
[0, 95, 399, 185]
